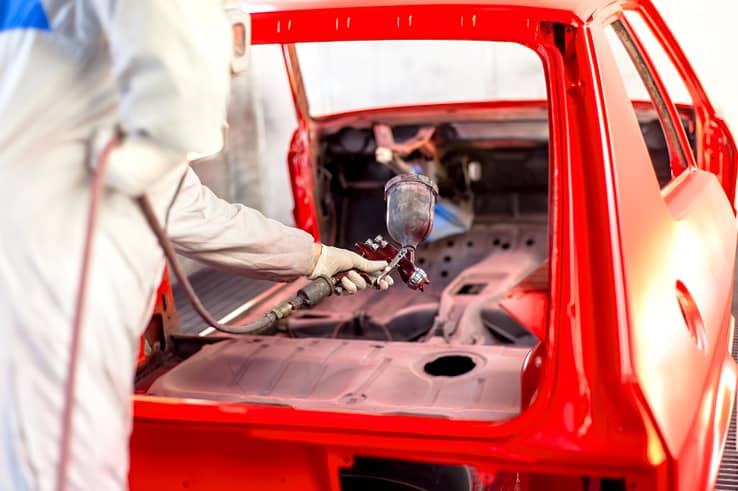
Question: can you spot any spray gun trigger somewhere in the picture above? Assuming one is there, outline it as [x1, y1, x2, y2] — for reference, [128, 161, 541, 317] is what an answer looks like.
[375, 247, 408, 284]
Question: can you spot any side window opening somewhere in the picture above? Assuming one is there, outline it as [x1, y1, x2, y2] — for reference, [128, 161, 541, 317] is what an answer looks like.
[622, 11, 697, 160]
[604, 20, 691, 189]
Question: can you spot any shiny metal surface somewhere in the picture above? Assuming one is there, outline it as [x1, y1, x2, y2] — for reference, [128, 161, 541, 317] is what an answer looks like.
[406, 267, 429, 291]
[384, 174, 438, 249]
[148, 336, 527, 420]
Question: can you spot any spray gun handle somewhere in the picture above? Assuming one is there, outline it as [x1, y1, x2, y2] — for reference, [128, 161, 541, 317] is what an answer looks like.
[333, 235, 429, 292]
[332, 236, 396, 293]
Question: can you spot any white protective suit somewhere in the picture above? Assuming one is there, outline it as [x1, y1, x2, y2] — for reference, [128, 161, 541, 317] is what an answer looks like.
[0, 1, 320, 490]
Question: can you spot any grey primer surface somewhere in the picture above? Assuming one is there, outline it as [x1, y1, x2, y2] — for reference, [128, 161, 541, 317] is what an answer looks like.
[149, 336, 528, 420]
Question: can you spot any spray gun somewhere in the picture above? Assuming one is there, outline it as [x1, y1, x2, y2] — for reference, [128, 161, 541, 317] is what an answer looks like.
[139, 173, 440, 335]
[331, 174, 438, 292]
[231, 174, 439, 329]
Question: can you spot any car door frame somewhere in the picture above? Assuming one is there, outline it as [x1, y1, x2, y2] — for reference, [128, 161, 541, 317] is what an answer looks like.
[590, 5, 738, 490]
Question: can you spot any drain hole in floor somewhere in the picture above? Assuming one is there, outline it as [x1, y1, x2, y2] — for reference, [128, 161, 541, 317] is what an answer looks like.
[424, 355, 476, 377]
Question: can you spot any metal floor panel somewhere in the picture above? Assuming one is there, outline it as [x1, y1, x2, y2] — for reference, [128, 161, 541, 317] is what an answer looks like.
[149, 336, 527, 420]
[172, 269, 273, 335]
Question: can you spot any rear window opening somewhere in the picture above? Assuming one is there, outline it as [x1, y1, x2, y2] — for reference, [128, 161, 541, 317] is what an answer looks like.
[295, 40, 547, 118]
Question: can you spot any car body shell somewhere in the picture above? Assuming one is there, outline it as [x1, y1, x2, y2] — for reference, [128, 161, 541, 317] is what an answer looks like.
[129, 0, 738, 489]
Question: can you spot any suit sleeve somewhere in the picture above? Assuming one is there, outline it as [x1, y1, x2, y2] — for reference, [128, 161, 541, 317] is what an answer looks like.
[165, 168, 316, 282]
[88, 2, 315, 278]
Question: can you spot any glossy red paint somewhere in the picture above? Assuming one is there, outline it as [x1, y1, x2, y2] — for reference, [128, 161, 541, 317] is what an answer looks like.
[500, 262, 549, 340]
[287, 127, 320, 240]
[283, 44, 321, 239]
[130, 1, 738, 489]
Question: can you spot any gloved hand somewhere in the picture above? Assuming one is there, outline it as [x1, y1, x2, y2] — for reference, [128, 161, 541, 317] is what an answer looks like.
[309, 244, 394, 294]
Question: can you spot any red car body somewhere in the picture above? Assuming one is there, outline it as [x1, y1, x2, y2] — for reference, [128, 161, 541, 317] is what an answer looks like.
[129, 0, 738, 489]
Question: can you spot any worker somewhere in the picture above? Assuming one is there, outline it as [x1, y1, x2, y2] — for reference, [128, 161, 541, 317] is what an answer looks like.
[0, 1, 392, 490]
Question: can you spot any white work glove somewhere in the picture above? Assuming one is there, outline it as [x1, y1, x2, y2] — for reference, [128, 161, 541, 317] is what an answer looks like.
[89, 127, 188, 197]
[309, 244, 394, 294]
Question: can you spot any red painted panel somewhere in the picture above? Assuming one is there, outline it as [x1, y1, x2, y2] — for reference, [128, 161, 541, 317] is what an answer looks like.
[287, 128, 320, 239]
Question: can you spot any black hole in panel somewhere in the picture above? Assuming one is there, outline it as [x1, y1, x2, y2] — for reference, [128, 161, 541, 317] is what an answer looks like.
[424, 355, 476, 377]
[456, 283, 486, 295]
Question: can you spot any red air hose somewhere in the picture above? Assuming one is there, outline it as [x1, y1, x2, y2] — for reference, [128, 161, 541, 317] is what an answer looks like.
[55, 137, 118, 491]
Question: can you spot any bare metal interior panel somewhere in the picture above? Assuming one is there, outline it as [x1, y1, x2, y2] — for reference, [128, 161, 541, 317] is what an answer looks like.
[149, 336, 528, 420]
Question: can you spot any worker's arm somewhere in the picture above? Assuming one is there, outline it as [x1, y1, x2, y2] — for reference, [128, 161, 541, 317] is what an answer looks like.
[163, 169, 392, 289]
[165, 168, 317, 282]
[89, 0, 231, 195]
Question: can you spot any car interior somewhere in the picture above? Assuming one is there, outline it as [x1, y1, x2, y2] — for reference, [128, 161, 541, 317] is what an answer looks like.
[136, 41, 697, 424]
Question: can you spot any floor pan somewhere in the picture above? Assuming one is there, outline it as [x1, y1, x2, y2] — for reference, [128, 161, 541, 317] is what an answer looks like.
[148, 336, 529, 420]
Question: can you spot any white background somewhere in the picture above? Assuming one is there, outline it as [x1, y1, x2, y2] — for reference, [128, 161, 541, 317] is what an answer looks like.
[651, 0, 738, 131]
